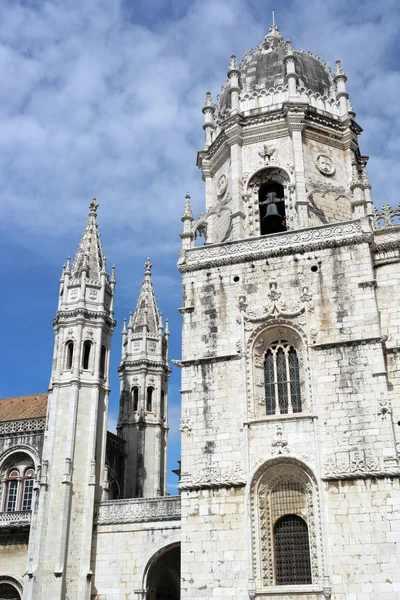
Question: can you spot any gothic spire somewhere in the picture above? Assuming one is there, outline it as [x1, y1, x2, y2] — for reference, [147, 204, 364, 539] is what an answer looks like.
[132, 258, 160, 334]
[71, 198, 107, 279]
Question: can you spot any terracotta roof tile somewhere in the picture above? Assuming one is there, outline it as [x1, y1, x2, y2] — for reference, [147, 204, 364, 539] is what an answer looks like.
[0, 394, 48, 422]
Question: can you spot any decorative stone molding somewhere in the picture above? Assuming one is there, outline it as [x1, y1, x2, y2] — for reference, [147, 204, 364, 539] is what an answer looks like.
[374, 202, 400, 228]
[183, 462, 246, 490]
[0, 418, 46, 435]
[179, 221, 365, 272]
[217, 173, 228, 197]
[322, 450, 400, 479]
[96, 496, 181, 525]
[271, 425, 290, 455]
[179, 417, 192, 435]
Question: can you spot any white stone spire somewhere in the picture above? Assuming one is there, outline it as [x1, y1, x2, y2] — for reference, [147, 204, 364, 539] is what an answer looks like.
[131, 258, 160, 334]
[71, 198, 107, 280]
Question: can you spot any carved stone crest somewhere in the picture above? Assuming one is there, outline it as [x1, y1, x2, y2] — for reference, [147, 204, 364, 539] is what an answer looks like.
[316, 154, 335, 177]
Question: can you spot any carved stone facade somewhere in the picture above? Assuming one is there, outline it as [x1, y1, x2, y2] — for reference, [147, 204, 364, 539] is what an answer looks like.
[0, 23, 400, 600]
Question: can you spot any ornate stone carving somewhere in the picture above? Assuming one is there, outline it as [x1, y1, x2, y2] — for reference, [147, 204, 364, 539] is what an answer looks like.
[374, 202, 400, 228]
[179, 417, 192, 435]
[315, 154, 336, 176]
[88, 289, 98, 301]
[180, 221, 364, 272]
[377, 394, 391, 419]
[0, 418, 46, 435]
[96, 496, 181, 525]
[189, 462, 246, 489]
[323, 449, 389, 479]
[258, 143, 276, 166]
[271, 424, 290, 455]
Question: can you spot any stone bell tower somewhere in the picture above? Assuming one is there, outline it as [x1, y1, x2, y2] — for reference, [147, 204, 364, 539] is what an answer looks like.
[24, 200, 116, 600]
[117, 259, 170, 498]
[177, 24, 400, 600]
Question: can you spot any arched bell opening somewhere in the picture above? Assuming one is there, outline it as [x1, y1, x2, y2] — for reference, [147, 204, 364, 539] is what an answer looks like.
[259, 182, 286, 235]
[146, 544, 181, 600]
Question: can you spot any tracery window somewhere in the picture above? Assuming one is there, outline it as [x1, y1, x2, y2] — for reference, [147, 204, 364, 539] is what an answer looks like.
[4, 466, 35, 512]
[251, 461, 321, 589]
[264, 341, 301, 415]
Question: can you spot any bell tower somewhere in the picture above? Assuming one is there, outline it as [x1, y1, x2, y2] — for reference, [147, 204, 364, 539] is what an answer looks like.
[178, 23, 399, 600]
[24, 200, 116, 600]
[117, 259, 170, 498]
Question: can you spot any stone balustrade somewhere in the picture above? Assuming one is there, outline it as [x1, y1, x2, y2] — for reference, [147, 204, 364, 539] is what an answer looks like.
[0, 511, 31, 528]
[96, 496, 181, 525]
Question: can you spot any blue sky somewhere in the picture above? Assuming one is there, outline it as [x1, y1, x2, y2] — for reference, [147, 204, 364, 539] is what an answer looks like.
[0, 0, 399, 493]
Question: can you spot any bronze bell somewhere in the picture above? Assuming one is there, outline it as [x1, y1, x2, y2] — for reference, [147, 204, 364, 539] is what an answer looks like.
[263, 203, 280, 221]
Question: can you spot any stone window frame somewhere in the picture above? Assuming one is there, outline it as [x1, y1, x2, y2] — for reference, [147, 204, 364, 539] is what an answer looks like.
[244, 166, 295, 237]
[0, 448, 38, 513]
[250, 458, 324, 591]
[64, 339, 74, 371]
[249, 323, 311, 419]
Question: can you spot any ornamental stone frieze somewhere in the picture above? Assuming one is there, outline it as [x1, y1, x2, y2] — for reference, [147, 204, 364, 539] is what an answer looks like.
[179, 220, 366, 272]
[323, 449, 400, 480]
[96, 496, 181, 525]
[0, 418, 46, 435]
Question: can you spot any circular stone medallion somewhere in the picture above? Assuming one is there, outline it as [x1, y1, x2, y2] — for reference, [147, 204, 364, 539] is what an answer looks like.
[217, 174, 228, 198]
[316, 154, 335, 177]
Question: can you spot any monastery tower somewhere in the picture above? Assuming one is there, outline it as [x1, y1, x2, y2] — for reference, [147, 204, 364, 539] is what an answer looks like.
[178, 25, 400, 599]
[24, 200, 116, 600]
[117, 259, 170, 499]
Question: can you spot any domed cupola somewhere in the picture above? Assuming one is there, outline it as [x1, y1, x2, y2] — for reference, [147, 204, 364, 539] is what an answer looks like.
[188, 24, 371, 249]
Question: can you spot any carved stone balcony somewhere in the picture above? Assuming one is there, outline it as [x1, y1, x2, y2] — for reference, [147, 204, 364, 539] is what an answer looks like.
[96, 496, 181, 525]
[0, 510, 31, 528]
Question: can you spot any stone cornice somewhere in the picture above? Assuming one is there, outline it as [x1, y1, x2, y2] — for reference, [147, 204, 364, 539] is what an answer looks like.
[53, 308, 115, 328]
[177, 353, 240, 367]
[118, 360, 171, 373]
[178, 220, 368, 273]
[312, 336, 382, 350]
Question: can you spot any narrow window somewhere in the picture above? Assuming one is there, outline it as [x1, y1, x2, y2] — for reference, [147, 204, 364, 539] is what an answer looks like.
[82, 340, 92, 370]
[274, 515, 312, 585]
[100, 345, 106, 378]
[22, 469, 34, 511]
[146, 387, 153, 412]
[289, 347, 302, 413]
[132, 387, 139, 412]
[6, 470, 19, 512]
[160, 390, 165, 418]
[265, 350, 275, 415]
[66, 341, 74, 370]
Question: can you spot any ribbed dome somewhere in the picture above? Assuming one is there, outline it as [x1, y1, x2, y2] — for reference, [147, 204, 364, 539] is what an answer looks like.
[217, 28, 333, 121]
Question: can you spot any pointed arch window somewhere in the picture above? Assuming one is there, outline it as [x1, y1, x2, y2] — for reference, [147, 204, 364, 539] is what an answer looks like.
[264, 341, 301, 415]
[82, 340, 92, 370]
[146, 387, 154, 412]
[66, 341, 74, 370]
[100, 345, 106, 379]
[132, 387, 139, 412]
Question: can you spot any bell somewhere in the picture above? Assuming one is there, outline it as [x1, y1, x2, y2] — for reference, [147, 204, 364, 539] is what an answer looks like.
[263, 203, 280, 220]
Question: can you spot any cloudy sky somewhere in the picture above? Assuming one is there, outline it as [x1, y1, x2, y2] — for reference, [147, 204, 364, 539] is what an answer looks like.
[1, 0, 399, 492]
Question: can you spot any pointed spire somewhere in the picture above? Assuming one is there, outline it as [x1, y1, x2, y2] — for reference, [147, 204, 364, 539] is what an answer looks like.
[71, 198, 107, 280]
[181, 193, 194, 222]
[131, 258, 161, 335]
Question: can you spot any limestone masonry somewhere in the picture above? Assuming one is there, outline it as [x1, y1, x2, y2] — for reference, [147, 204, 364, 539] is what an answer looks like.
[0, 24, 399, 600]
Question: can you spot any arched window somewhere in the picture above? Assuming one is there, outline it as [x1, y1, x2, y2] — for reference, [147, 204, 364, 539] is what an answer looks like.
[0, 580, 22, 600]
[274, 515, 312, 585]
[100, 345, 106, 378]
[4, 465, 35, 512]
[264, 341, 301, 415]
[146, 387, 153, 412]
[259, 182, 286, 235]
[132, 387, 139, 412]
[66, 341, 74, 370]
[252, 461, 321, 589]
[82, 340, 92, 370]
